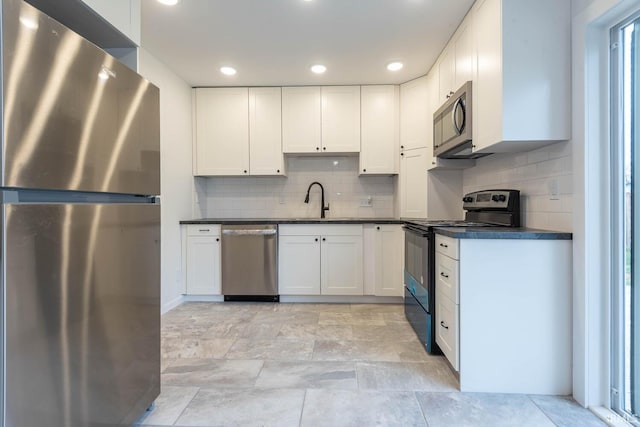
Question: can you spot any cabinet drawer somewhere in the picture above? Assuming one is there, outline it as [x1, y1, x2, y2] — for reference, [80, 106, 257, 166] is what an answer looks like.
[187, 224, 221, 236]
[435, 252, 459, 304]
[436, 290, 459, 371]
[435, 234, 459, 259]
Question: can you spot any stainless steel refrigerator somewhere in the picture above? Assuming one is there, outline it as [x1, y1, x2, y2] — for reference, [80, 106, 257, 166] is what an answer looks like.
[1, 0, 161, 425]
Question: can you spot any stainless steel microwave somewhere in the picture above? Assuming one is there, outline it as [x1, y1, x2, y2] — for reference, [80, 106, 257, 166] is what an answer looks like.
[433, 81, 488, 159]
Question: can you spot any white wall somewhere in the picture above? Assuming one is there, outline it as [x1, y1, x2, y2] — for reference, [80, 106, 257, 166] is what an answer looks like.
[199, 156, 396, 219]
[138, 49, 193, 313]
[463, 142, 572, 231]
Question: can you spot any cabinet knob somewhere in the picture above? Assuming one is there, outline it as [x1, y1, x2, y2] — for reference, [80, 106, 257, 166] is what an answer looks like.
[315, 238, 319, 242]
[316, 147, 320, 151]
[440, 321, 449, 330]
[432, 161, 436, 165]
[244, 170, 248, 173]
[216, 238, 220, 242]
[323, 147, 326, 150]
[277, 169, 280, 173]
[401, 145, 404, 149]
[363, 169, 367, 172]
[322, 237, 326, 241]
[400, 153, 404, 156]
[376, 226, 380, 230]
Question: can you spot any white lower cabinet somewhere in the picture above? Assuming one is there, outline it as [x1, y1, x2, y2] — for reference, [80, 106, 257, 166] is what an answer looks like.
[435, 232, 573, 394]
[368, 224, 403, 297]
[436, 289, 459, 370]
[183, 225, 221, 295]
[278, 225, 363, 296]
[278, 235, 321, 295]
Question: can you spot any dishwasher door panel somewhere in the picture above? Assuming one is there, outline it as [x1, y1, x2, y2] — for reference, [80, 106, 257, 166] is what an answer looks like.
[221, 225, 278, 296]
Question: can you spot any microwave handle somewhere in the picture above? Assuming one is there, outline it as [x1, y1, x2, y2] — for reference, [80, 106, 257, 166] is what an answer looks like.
[452, 98, 465, 134]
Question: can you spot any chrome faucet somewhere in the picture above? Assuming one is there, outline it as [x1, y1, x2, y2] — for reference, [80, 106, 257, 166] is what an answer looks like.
[304, 181, 330, 219]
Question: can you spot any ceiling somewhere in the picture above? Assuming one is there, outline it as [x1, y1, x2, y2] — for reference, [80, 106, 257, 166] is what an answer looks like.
[141, 0, 475, 87]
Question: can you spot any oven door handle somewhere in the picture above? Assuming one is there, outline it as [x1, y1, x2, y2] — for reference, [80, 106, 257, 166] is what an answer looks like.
[402, 225, 431, 237]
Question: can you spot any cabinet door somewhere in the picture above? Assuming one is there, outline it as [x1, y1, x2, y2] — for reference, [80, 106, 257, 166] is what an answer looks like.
[282, 87, 322, 153]
[278, 235, 321, 295]
[474, 0, 503, 152]
[454, 18, 474, 89]
[425, 70, 439, 170]
[249, 87, 284, 175]
[436, 289, 459, 371]
[360, 85, 399, 174]
[195, 88, 249, 175]
[321, 235, 363, 295]
[374, 225, 404, 296]
[321, 86, 361, 153]
[186, 236, 221, 295]
[400, 147, 429, 218]
[438, 48, 456, 103]
[400, 76, 429, 151]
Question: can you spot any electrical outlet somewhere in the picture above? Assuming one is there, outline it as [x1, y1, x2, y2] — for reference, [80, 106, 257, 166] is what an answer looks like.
[548, 178, 559, 200]
[360, 196, 373, 207]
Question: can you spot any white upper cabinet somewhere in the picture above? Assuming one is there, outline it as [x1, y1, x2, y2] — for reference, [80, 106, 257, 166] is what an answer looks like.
[438, 49, 455, 103]
[282, 87, 322, 153]
[400, 147, 429, 218]
[400, 76, 429, 152]
[194, 87, 284, 176]
[321, 86, 361, 153]
[80, 0, 141, 45]
[249, 87, 284, 175]
[473, 0, 570, 154]
[438, 16, 474, 105]
[282, 86, 360, 154]
[360, 85, 399, 175]
[194, 88, 250, 176]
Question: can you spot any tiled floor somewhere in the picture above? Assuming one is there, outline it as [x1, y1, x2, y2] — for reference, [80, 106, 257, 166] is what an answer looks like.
[137, 302, 606, 427]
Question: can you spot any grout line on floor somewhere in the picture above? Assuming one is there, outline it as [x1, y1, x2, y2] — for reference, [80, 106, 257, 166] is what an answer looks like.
[298, 389, 308, 427]
[414, 391, 431, 427]
[169, 386, 200, 427]
[526, 394, 561, 427]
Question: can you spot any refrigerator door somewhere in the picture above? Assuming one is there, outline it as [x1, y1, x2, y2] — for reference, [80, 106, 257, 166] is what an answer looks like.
[1, 0, 160, 196]
[3, 203, 160, 426]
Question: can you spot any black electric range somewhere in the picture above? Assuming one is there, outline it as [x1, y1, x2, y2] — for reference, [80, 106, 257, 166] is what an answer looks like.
[403, 189, 521, 354]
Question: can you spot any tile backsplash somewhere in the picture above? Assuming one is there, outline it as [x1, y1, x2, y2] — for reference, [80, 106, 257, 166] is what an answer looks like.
[462, 141, 572, 231]
[198, 156, 396, 219]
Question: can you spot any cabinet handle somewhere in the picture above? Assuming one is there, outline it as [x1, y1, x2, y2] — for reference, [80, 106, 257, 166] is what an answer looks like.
[432, 161, 436, 165]
[439, 243, 448, 248]
[199, 229, 210, 232]
[440, 272, 449, 279]
[440, 321, 449, 330]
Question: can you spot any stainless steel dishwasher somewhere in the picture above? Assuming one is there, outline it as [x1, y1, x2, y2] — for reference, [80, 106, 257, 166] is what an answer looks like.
[221, 224, 278, 301]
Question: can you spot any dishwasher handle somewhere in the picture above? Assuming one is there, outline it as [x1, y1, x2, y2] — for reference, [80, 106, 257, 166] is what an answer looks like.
[222, 229, 277, 236]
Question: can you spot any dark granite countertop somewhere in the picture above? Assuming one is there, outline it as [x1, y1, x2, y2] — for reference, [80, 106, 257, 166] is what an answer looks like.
[180, 218, 404, 225]
[434, 227, 573, 240]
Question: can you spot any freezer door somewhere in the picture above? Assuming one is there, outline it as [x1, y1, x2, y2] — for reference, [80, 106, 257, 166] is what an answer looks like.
[1, 0, 160, 195]
[2, 203, 160, 427]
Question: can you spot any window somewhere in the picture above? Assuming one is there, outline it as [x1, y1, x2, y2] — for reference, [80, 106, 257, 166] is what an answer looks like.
[612, 14, 640, 425]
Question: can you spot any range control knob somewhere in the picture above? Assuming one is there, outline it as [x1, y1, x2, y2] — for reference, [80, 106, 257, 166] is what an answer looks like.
[463, 196, 473, 203]
[491, 194, 507, 202]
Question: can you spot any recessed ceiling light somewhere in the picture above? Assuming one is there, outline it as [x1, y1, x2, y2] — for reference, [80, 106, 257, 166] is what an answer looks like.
[157, 0, 179, 5]
[387, 62, 404, 71]
[19, 16, 38, 30]
[220, 66, 237, 76]
[311, 64, 327, 74]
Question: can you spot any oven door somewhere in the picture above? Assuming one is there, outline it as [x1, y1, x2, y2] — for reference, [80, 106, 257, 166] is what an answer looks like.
[403, 224, 431, 292]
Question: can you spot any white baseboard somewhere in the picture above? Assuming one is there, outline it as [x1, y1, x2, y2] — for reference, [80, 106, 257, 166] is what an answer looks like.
[161, 295, 184, 314]
[182, 295, 225, 303]
[279, 295, 403, 304]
